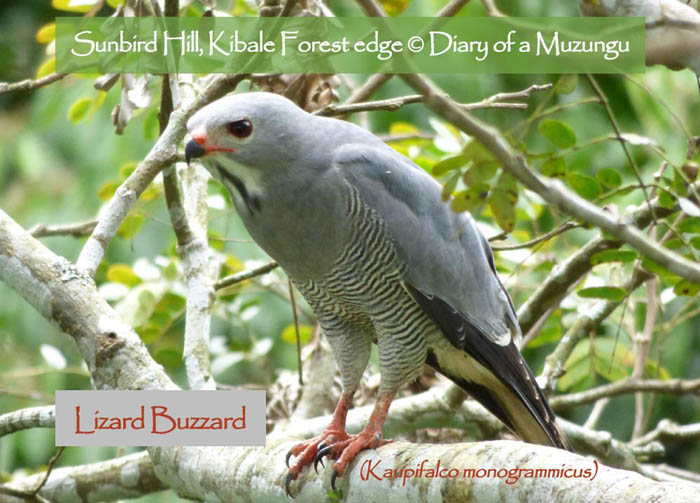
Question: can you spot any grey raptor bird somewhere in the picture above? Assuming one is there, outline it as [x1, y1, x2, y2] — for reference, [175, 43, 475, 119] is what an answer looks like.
[185, 91, 569, 495]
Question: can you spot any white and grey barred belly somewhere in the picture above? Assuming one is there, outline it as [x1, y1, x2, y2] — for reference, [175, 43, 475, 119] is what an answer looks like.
[293, 186, 439, 393]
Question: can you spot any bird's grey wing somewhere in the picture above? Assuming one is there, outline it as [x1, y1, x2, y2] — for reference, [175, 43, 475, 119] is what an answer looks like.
[333, 143, 518, 347]
[333, 143, 568, 449]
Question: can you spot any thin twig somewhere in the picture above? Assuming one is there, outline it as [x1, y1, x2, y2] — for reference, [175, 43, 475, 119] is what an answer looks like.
[77, 73, 248, 276]
[491, 221, 579, 251]
[551, 378, 700, 410]
[215, 261, 279, 291]
[29, 220, 97, 238]
[632, 277, 658, 439]
[631, 419, 700, 447]
[31, 447, 65, 497]
[436, 0, 472, 17]
[587, 74, 656, 225]
[0, 73, 66, 95]
[583, 398, 611, 430]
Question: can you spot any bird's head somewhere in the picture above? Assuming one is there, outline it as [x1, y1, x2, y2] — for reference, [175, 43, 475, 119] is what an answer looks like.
[185, 92, 310, 169]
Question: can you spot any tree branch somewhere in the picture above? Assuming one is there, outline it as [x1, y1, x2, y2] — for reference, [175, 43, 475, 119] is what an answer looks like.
[1, 451, 166, 503]
[550, 378, 700, 410]
[516, 182, 682, 335]
[214, 261, 279, 291]
[632, 419, 700, 447]
[539, 267, 653, 392]
[159, 67, 216, 390]
[400, 72, 700, 283]
[0, 406, 55, 438]
[29, 220, 97, 238]
[76, 74, 247, 277]
[0, 73, 66, 95]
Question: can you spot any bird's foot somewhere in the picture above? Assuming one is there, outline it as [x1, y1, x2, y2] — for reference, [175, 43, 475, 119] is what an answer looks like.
[323, 427, 392, 490]
[285, 429, 350, 497]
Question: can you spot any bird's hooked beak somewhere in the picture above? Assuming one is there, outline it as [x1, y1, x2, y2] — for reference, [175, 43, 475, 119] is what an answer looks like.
[185, 127, 237, 165]
[185, 128, 208, 166]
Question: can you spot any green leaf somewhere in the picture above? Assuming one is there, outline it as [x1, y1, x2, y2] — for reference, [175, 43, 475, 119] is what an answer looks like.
[690, 236, 700, 250]
[97, 180, 119, 201]
[558, 337, 635, 392]
[590, 250, 638, 265]
[68, 97, 93, 124]
[107, 264, 141, 287]
[566, 172, 602, 200]
[463, 162, 499, 186]
[539, 119, 576, 149]
[136, 322, 161, 344]
[434, 155, 468, 177]
[657, 188, 677, 210]
[540, 157, 567, 179]
[153, 348, 182, 368]
[36, 23, 55, 44]
[462, 142, 498, 186]
[528, 311, 562, 347]
[665, 238, 684, 250]
[441, 171, 460, 202]
[673, 280, 700, 297]
[119, 161, 138, 180]
[450, 183, 490, 212]
[553, 74, 578, 94]
[281, 324, 313, 345]
[640, 258, 680, 282]
[578, 286, 626, 301]
[462, 140, 496, 165]
[117, 214, 145, 239]
[493, 172, 518, 203]
[596, 168, 622, 188]
[488, 173, 518, 232]
[379, 0, 411, 16]
[679, 217, 700, 234]
[52, 0, 95, 12]
[36, 58, 55, 79]
[489, 192, 516, 233]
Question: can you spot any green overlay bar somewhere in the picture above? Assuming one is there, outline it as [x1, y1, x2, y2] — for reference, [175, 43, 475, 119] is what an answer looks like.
[55, 17, 645, 74]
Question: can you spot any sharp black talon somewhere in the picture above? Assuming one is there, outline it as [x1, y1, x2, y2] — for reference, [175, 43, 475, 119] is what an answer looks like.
[314, 445, 332, 474]
[317, 441, 327, 452]
[286, 450, 293, 468]
[314, 455, 325, 474]
[331, 469, 339, 492]
[285, 473, 295, 498]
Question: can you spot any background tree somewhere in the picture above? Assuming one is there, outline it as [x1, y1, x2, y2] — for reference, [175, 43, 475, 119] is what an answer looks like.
[0, 0, 699, 501]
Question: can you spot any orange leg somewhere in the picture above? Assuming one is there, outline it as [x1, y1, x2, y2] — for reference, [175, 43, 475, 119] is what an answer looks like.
[327, 392, 394, 487]
[285, 391, 395, 496]
[286, 392, 354, 496]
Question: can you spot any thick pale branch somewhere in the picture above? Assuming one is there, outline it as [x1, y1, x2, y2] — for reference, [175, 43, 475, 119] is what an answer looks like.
[151, 438, 699, 502]
[0, 209, 176, 392]
[2, 451, 165, 503]
[0, 406, 55, 438]
[159, 70, 216, 390]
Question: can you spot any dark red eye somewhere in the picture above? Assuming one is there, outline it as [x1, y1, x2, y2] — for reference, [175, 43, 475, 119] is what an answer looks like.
[227, 119, 253, 138]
